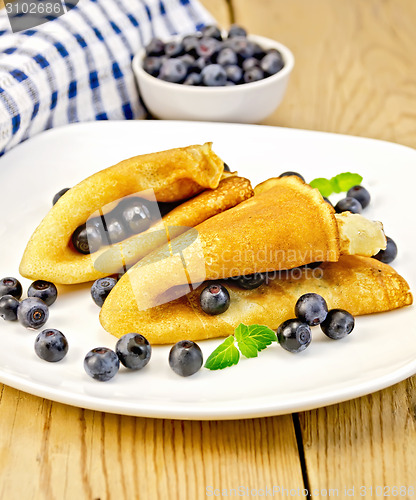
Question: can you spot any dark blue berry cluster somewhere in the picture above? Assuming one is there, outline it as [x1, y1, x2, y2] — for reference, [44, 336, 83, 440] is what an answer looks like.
[142, 24, 285, 87]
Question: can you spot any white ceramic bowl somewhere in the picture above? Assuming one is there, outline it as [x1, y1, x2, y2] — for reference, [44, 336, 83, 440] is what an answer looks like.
[132, 34, 295, 123]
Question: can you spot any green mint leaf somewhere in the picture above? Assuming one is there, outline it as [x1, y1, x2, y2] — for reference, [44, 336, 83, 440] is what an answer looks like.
[235, 323, 277, 359]
[204, 335, 240, 370]
[310, 172, 363, 197]
[309, 178, 334, 197]
[332, 172, 363, 192]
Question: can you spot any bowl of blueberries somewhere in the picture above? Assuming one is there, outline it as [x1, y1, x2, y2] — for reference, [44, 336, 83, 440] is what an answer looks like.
[132, 24, 295, 123]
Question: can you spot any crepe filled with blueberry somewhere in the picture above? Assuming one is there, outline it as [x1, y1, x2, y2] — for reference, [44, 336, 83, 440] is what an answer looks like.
[19, 143, 254, 284]
[99, 176, 394, 341]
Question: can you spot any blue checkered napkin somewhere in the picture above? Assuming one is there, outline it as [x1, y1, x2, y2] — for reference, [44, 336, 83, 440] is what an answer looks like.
[0, 0, 214, 155]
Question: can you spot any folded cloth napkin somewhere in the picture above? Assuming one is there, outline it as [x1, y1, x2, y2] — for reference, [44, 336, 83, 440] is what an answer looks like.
[0, 0, 215, 155]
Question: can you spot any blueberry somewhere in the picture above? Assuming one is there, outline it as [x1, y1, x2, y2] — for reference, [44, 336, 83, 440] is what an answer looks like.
[223, 162, 231, 172]
[201, 25, 222, 41]
[189, 56, 207, 73]
[142, 56, 164, 77]
[182, 34, 201, 55]
[301, 261, 323, 269]
[242, 57, 259, 72]
[118, 197, 152, 235]
[227, 37, 255, 60]
[279, 171, 305, 182]
[72, 223, 102, 254]
[200, 283, 230, 315]
[295, 293, 328, 326]
[334, 197, 362, 214]
[0, 295, 20, 321]
[320, 309, 354, 340]
[260, 51, 284, 75]
[183, 73, 202, 85]
[84, 347, 120, 381]
[232, 272, 266, 290]
[0, 276, 22, 299]
[115, 333, 152, 370]
[216, 47, 238, 66]
[225, 64, 243, 84]
[52, 187, 70, 205]
[372, 236, 398, 264]
[243, 66, 264, 83]
[91, 277, 117, 307]
[169, 340, 203, 377]
[34, 329, 68, 362]
[228, 24, 247, 38]
[277, 319, 312, 353]
[196, 37, 221, 60]
[159, 58, 187, 83]
[103, 217, 128, 244]
[164, 40, 184, 58]
[17, 297, 49, 329]
[28, 280, 58, 306]
[178, 54, 195, 69]
[347, 185, 371, 209]
[145, 38, 165, 57]
[201, 64, 227, 86]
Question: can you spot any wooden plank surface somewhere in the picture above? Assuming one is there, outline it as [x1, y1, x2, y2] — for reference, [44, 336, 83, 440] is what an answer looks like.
[229, 0, 416, 494]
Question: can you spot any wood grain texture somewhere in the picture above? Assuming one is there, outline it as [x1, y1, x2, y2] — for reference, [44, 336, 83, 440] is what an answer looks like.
[0, 385, 304, 500]
[232, 0, 416, 149]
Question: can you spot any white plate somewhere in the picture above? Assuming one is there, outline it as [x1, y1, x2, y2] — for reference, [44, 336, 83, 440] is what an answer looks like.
[0, 120, 415, 420]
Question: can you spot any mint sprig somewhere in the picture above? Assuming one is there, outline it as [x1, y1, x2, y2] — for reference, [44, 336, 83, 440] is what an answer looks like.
[205, 324, 277, 371]
[310, 172, 363, 197]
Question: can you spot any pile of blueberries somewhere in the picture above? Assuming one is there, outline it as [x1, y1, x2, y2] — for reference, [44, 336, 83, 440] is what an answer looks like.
[142, 24, 285, 86]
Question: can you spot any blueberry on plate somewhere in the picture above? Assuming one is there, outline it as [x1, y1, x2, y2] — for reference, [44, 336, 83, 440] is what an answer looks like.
[17, 297, 49, 329]
[0, 295, 20, 321]
[278, 171, 305, 182]
[72, 223, 102, 254]
[323, 197, 334, 208]
[200, 283, 230, 315]
[334, 197, 362, 214]
[223, 162, 231, 172]
[347, 185, 371, 209]
[52, 187, 70, 205]
[169, 340, 203, 377]
[232, 272, 266, 290]
[28, 280, 58, 306]
[91, 277, 117, 307]
[372, 236, 398, 264]
[295, 293, 328, 326]
[320, 309, 355, 340]
[84, 347, 120, 381]
[115, 333, 152, 370]
[0, 276, 23, 299]
[277, 319, 312, 353]
[34, 329, 68, 362]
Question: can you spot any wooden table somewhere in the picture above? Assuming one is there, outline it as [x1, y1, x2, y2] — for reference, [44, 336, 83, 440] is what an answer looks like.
[1, 1, 416, 498]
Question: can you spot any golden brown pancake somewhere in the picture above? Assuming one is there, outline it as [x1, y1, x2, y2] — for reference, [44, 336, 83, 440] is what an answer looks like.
[19, 143, 232, 284]
[99, 176, 386, 313]
[99, 255, 413, 344]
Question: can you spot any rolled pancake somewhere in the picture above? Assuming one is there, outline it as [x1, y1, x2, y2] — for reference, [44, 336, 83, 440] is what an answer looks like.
[19, 143, 227, 284]
[100, 256, 413, 344]
[99, 176, 386, 313]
